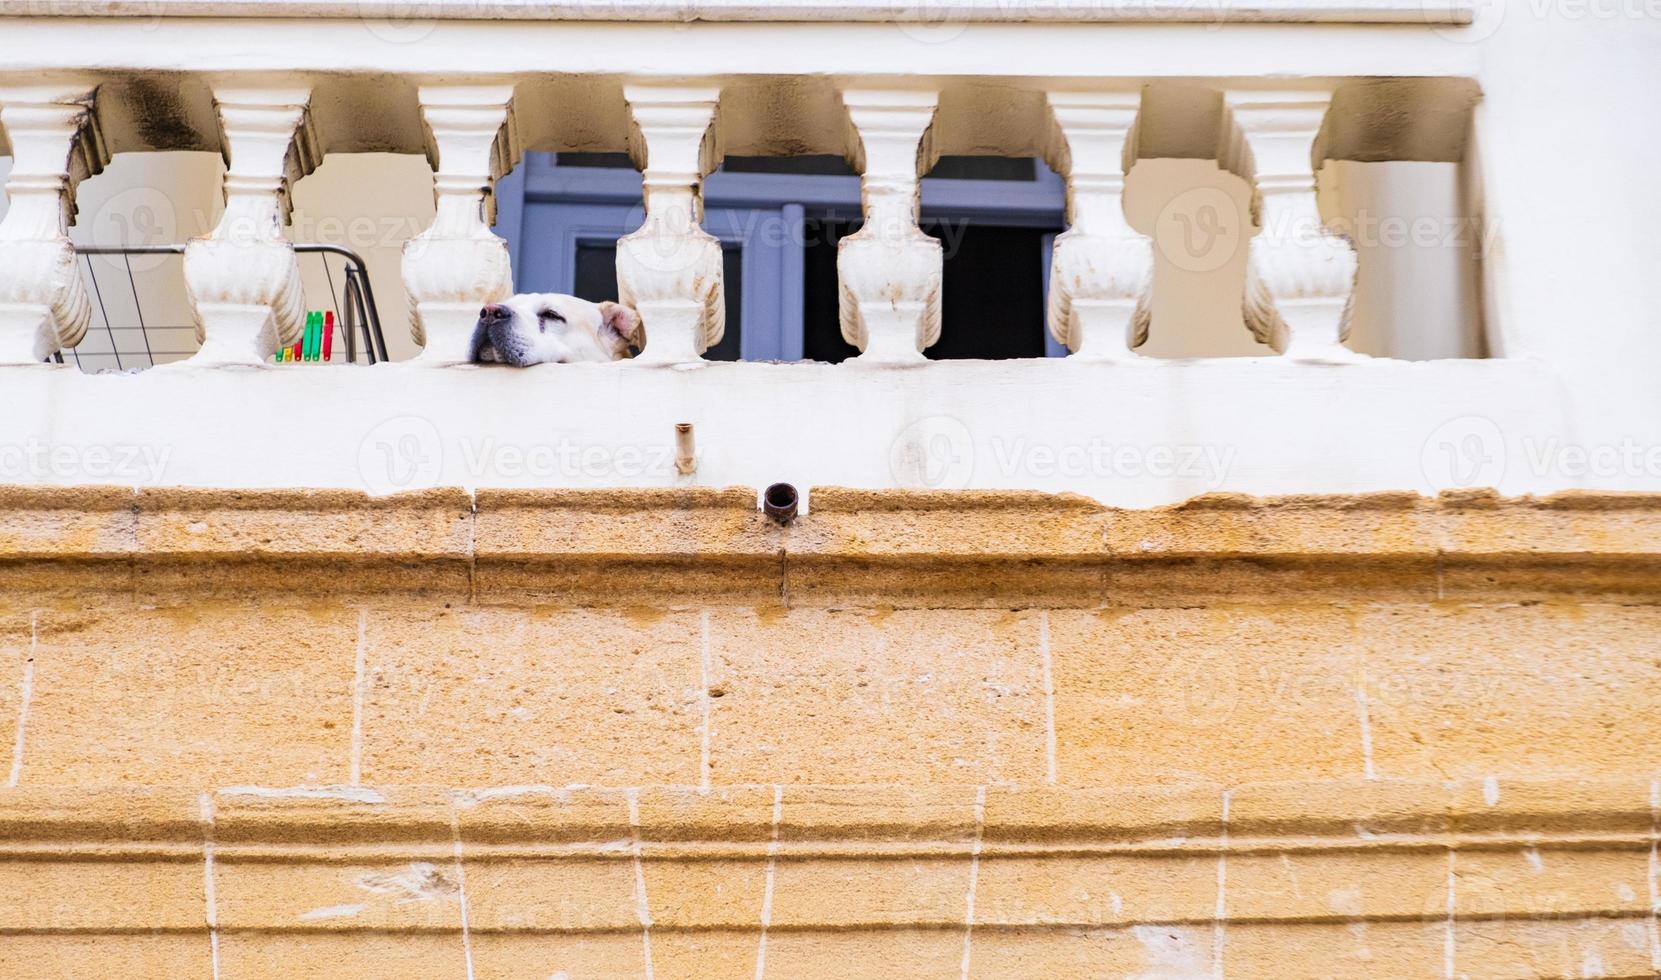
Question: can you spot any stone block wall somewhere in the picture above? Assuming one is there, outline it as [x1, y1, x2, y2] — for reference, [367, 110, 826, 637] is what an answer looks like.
[0, 486, 1657, 978]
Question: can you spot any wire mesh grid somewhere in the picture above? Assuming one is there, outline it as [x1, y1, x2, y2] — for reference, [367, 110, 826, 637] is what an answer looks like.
[59, 245, 388, 371]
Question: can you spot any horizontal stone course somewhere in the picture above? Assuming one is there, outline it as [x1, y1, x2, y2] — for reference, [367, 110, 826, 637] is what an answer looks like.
[8, 485, 1661, 605]
[0, 486, 1658, 974]
[0, 598, 1656, 792]
[0, 778, 1650, 975]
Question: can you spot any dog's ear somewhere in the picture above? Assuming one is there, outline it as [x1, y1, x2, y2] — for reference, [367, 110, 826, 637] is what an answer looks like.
[598, 301, 642, 350]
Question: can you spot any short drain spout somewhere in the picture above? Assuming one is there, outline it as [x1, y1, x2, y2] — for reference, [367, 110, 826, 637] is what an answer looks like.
[763, 483, 798, 524]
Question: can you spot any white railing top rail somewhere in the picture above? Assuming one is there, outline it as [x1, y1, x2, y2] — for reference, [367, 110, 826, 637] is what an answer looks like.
[0, 0, 1474, 24]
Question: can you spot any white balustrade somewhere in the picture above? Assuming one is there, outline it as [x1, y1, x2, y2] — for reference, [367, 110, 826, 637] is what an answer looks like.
[182, 85, 318, 366]
[0, 72, 1471, 374]
[0, 86, 104, 365]
[1221, 89, 1359, 361]
[615, 84, 725, 366]
[402, 84, 519, 366]
[1044, 91, 1151, 360]
[837, 89, 941, 364]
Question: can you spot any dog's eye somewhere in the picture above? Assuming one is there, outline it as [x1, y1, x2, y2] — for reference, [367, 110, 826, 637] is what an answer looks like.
[536, 308, 566, 332]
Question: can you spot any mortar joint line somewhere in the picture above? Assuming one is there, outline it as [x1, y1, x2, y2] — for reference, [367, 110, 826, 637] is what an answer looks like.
[627, 788, 656, 980]
[1212, 789, 1230, 980]
[1039, 610, 1057, 785]
[699, 610, 713, 792]
[754, 784, 784, 980]
[959, 785, 988, 980]
[1646, 779, 1660, 976]
[199, 793, 221, 980]
[451, 807, 476, 980]
[7, 609, 38, 789]
[350, 608, 368, 786]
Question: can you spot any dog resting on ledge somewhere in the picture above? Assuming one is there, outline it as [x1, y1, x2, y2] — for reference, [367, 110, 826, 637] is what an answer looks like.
[470, 294, 642, 365]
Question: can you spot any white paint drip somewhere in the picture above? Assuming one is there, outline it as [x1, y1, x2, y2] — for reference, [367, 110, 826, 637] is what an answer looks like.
[754, 785, 783, 980]
[699, 610, 713, 792]
[218, 785, 386, 804]
[1647, 779, 1661, 975]
[199, 793, 222, 980]
[1212, 790, 1229, 979]
[351, 608, 367, 785]
[1134, 926, 1208, 975]
[959, 785, 987, 980]
[299, 904, 365, 921]
[627, 789, 656, 980]
[1483, 776, 1500, 806]
[452, 784, 563, 807]
[1444, 849, 1458, 979]
[451, 810, 477, 980]
[1281, 853, 1303, 899]
[1039, 610, 1057, 785]
[355, 863, 459, 902]
[1523, 846, 1544, 873]
[7, 610, 37, 788]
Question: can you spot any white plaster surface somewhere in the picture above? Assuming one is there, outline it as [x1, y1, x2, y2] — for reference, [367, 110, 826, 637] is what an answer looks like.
[0, 4, 1656, 501]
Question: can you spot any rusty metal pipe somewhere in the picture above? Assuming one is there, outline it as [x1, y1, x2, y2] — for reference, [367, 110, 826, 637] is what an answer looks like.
[674, 422, 696, 475]
[763, 483, 798, 524]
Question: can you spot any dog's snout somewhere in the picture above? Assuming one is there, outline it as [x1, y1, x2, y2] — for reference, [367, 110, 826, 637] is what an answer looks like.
[479, 303, 511, 322]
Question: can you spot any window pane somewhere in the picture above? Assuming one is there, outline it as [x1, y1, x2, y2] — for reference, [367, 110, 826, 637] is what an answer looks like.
[572, 243, 743, 361]
[553, 153, 1040, 181]
[926, 157, 1039, 181]
[800, 219, 1051, 362]
[720, 155, 856, 177]
[555, 152, 634, 169]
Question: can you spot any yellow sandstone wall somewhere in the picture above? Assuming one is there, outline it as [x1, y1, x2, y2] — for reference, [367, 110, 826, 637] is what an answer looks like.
[0, 486, 1659, 978]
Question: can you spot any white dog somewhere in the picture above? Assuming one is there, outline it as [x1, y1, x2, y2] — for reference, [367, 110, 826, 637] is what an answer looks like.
[470, 294, 642, 365]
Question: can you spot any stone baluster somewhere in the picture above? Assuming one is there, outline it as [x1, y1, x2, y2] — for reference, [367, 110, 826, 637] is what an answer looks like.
[0, 86, 106, 365]
[615, 85, 724, 365]
[837, 89, 941, 363]
[1221, 90, 1358, 360]
[182, 86, 318, 366]
[402, 84, 519, 365]
[1044, 91, 1151, 359]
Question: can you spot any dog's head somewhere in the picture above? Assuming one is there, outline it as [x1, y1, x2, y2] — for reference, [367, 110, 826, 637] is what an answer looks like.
[470, 294, 642, 365]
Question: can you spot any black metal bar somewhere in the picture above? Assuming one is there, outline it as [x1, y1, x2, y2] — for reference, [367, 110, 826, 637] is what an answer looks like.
[344, 270, 368, 364]
[341, 270, 359, 363]
[122, 253, 156, 368]
[318, 250, 345, 359]
[73, 242, 389, 365]
[76, 245, 186, 255]
[293, 244, 387, 364]
[82, 252, 121, 371]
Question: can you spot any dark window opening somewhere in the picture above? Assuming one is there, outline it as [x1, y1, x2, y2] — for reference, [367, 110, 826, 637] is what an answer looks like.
[802, 218, 1052, 362]
[555, 152, 634, 169]
[924, 156, 1041, 181]
[555, 153, 1040, 182]
[572, 242, 743, 361]
[721, 155, 855, 177]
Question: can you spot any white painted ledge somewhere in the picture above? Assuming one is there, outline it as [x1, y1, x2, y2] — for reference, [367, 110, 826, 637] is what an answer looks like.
[0, 0, 1474, 24]
[0, 356, 1635, 506]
